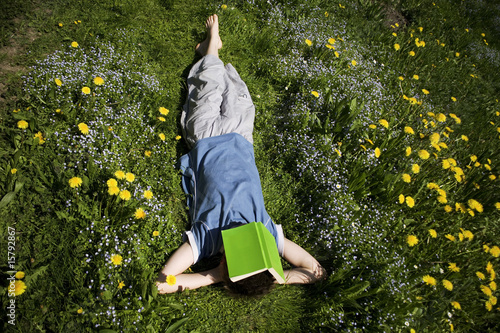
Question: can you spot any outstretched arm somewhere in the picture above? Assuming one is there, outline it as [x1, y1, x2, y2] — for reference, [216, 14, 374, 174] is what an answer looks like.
[281, 238, 327, 284]
[156, 242, 222, 293]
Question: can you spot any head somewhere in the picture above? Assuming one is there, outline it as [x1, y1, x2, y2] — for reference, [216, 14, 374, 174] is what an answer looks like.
[220, 254, 275, 297]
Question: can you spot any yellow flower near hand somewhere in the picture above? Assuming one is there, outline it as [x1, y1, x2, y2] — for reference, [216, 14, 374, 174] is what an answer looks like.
[69, 177, 83, 188]
[166, 275, 176, 286]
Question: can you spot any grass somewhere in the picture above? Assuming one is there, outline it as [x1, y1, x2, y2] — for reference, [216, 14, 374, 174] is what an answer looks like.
[1, 0, 500, 332]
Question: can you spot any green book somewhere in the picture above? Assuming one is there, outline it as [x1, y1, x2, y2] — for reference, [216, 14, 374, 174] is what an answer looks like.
[221, 222, 285, 284]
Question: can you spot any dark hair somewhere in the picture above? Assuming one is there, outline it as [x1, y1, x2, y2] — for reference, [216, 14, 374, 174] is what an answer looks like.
[220, 254, 275, 297]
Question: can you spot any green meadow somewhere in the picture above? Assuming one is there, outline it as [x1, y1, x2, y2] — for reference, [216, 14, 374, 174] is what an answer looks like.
[1, 0, 499, 331]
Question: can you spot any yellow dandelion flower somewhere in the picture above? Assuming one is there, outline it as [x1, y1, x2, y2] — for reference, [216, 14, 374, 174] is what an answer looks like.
[145, 150, 152, 157]
[399, 194, 405, 204]
[490, 281, 497, 291]
[404, 126, 415, 134]
[394, 43, 400, 51]
[423, 275, 436, 286]
[429, 229, 437, 238]
[334, 51, 339, 58]
[436, 113, 446, 122]
[486, 261, 493, 273]
[115, 170, 125, 179]
[93, 77, 104, 85]
[13, 280, 26, 296]
[119, 190, 131, 201]
[78, 123, 89, 134]
[107, 178, 118, 187]
[438, 142, 448, 149]
[429, 132, 440, 144]
[444, 205, 452, 212]
[495, 202, 500, 210]
[175, 135, 182, 140]
[455, 202, 466, 213]
[398, 76, 404, 81]
[462, 229, 473, 240]
[437, 196, 447, 204]
[159, 133, 166, 141]
[442, 279, 453, 291]
[68, 177, 83, 188]
[71, 41, 79, 48]
[412, 164, 420, 174]
[166, 275, 177, 286]
[311, 91, 319, 98]
[405, 146, 412, 156]
[447, 158, 457, 166]
[406, 196, 415, 208]
[409, 51, 415, 56]
[351, 60, 357, 66]
[461, 135, 469, 141]
[445, 234, 455, 241]
[54, 78, 62, 86]
[118, 281, 125, 289]
[374, 147, 381, 158]
[158, 116, 166, 122]
[418, 150, 430, 160]
[458, 233, 464, 241]
[485, 301, 492, 311]
[477, 271, 486, 280]
[489, 175, 497, 180]
[125, 172, 135, 182]
[110, 254, 123, 266]
[491, 246, 500, 257]
[134, 208, 146, 219]
[159, 107, 169, 115]
[484, 164, 491, 171]
[17, 120, 29, 129]
[143, 190, 153, 200]
[407, 235, 419, 246]
[467, 208, 475, 216]
[451, 301, 461, 310]
[448, 263, 460, 272]
[15, 271, 25, 279]
[468, 199, 483, 212]
[436, 188, 446, 198]
[413, 74, 419, 80]
[402, 173, 411, 183]
[427, 182, 439, 190]
[77, 307, 83, 314]
[221, 4, 227, 10]
[422, 89, 430, 95]
[305, 39, 312, 46]
[378, 119, 389, 129]
[153, 230, 160, 237]
[82, 86, 91, 95]
[481, 285, 493, 297]
[33, 132, 45, 144]
[108, 186, 119, 196]
[328, 38, 336, 44]
[490, 296, 497, 306]
[451, 96, 457, 102]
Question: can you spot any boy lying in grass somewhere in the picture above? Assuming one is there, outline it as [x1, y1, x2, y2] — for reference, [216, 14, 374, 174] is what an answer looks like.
[156, 14, 326, 296]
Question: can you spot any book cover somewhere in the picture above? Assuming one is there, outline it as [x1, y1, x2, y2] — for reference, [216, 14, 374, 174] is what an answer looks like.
[221, 222, 285, 284]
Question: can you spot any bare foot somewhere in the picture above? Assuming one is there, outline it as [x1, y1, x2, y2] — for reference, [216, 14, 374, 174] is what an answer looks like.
[195, 14, 223, 56]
